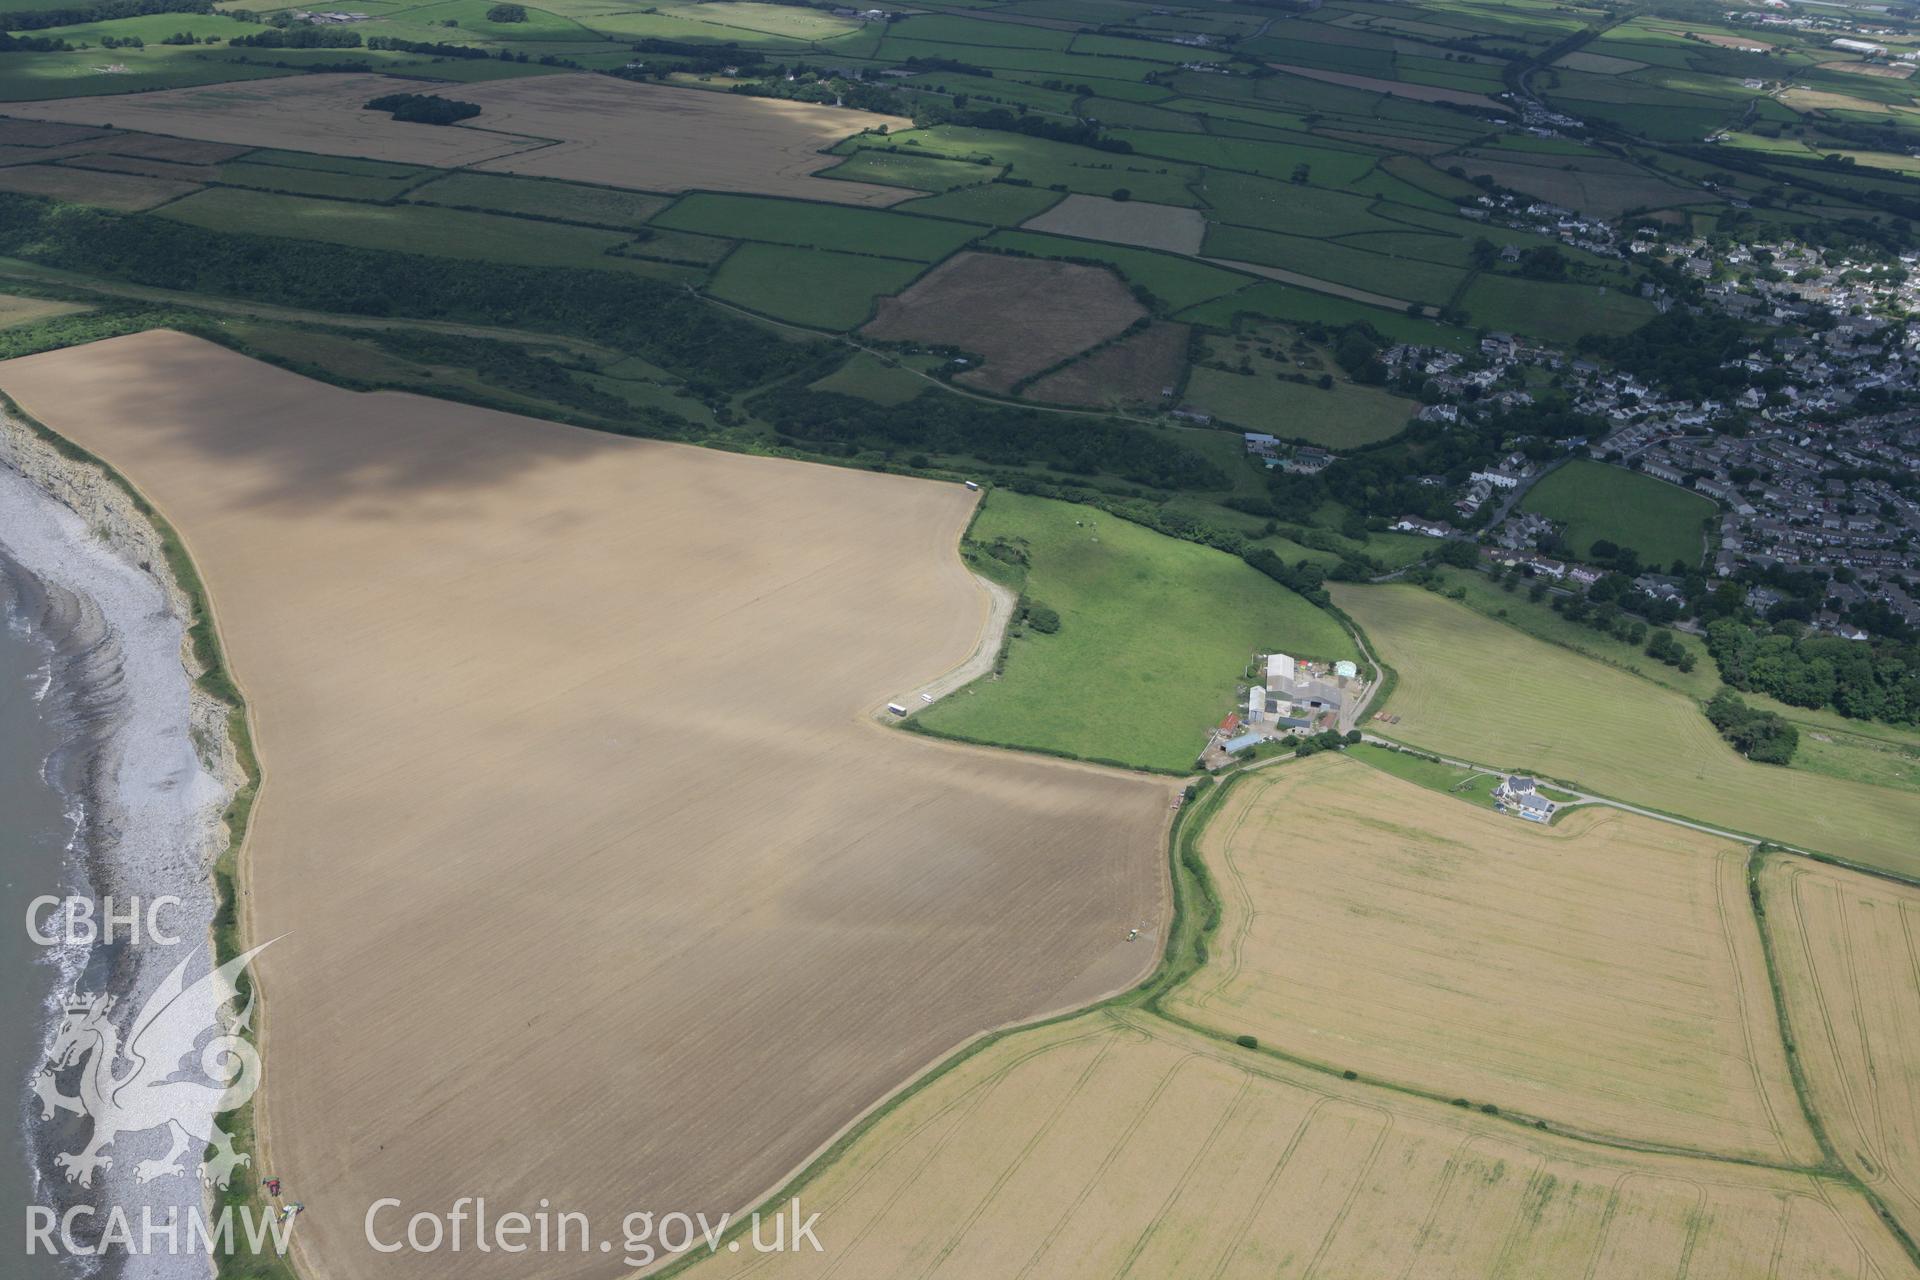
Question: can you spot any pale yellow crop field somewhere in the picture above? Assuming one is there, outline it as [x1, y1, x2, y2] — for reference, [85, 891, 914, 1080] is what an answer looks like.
[1335, 583, 1920, 878]
[0, 331, 1174, 1280]
[688, 1009, 1907, 1280]
[1167, 755, 1817, 1164]
[1761, 855, 1920, 1244]
[9, 72, 914, 204]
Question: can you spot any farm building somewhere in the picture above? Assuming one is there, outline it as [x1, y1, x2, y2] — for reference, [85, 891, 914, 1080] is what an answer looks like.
[1247, 685, 1266, 723]
[1266, 652, 1296, 685]
[1832, 37, 1887, 55]
[1222, 731, 1264, 754]
[1494, 775, 1556, 823]
[1335, 660, 1358, 680]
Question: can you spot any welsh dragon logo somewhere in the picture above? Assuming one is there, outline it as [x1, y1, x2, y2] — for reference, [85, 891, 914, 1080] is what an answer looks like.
[33, 941, 274, 1191]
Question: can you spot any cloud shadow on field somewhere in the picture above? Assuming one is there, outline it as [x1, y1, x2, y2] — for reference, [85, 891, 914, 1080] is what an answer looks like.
[0, 329, 653, 515]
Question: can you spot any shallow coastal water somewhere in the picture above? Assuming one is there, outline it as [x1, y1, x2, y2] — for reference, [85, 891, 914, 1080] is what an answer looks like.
[0, 458, 233, 1280]
[1, 562, 85, 1279]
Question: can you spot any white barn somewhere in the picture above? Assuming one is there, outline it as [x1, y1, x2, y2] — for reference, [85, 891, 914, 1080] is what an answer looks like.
[1247, 685, 1266, 722]
[1265, 653, 1295, 685]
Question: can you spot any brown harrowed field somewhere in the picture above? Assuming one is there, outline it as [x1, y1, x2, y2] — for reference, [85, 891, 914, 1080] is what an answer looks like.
[6, 73, 913, 204]
[0, 162, 197, 210]
[861, 251, 1145, 393]
[0, 331, 1174, 1280]
[1169, 756, 1818, 1164]
[1026, 321, 1190, 407]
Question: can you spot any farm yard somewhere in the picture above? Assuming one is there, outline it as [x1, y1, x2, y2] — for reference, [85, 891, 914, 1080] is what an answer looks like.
[914, 491, 1353, 773]
[0, 331, 1177, 1280]
[1520, 458, 1717, 570]
[1170, 756, 1815, 1164]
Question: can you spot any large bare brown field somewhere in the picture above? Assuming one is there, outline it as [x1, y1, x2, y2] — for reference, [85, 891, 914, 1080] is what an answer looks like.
[6, 73, 914, 204]
[862, 252, 1145, 394]
[1168, 756, 1818, 1164]
[1019, 193, 1207, 255]
[687, 1008, 1907, 1280]
[1760, 855, 1920, 1243]
[5, 75, 537, 168]
[1026, 321, 1189, 407]
[454, 74, 914, 204]
[0, 331, 1174, 1280]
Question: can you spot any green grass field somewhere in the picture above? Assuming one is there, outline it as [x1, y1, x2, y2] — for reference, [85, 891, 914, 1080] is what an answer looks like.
[1520, 458, 1717, 570]
[1458, 275, 1657, 342]
[652, 193, 981, 262]
[806, 352, 931, 405]
[896, 182, 1064, 225]
[215, 160, 425, 202]
[818, 148, 1003, 192]
[705, 243, 924, 329]
[915, 490, 1355, 772]
[404, 172, 671, 229]
[152, 187, 685, 275]
[1336, 582, 1920, 877]
[1185, 353, 1415, 449]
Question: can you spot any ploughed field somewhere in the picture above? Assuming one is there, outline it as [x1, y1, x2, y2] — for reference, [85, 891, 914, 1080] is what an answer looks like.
[6, 73, 913, 205]
[0, 331, 1174, 1280]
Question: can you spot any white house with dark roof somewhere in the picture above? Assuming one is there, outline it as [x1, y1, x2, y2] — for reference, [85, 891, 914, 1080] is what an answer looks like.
[1493, 775, 1556, 822]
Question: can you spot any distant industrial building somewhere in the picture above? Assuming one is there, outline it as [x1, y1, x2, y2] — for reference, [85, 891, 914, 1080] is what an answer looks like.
[1832, 37, 1887, 55]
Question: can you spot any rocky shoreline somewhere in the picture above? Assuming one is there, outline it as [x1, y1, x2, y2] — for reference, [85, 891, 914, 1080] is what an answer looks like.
[1, 408, 244, 1280]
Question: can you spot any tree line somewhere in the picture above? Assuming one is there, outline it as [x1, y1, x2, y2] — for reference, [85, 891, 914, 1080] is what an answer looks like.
[0, 195, 814, 394]
[747, 384, 1227, 492]
[1707, 619, 1920, 727]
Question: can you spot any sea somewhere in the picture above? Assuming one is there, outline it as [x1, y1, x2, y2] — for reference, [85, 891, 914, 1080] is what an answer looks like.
[2, 552, 89, 1280]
